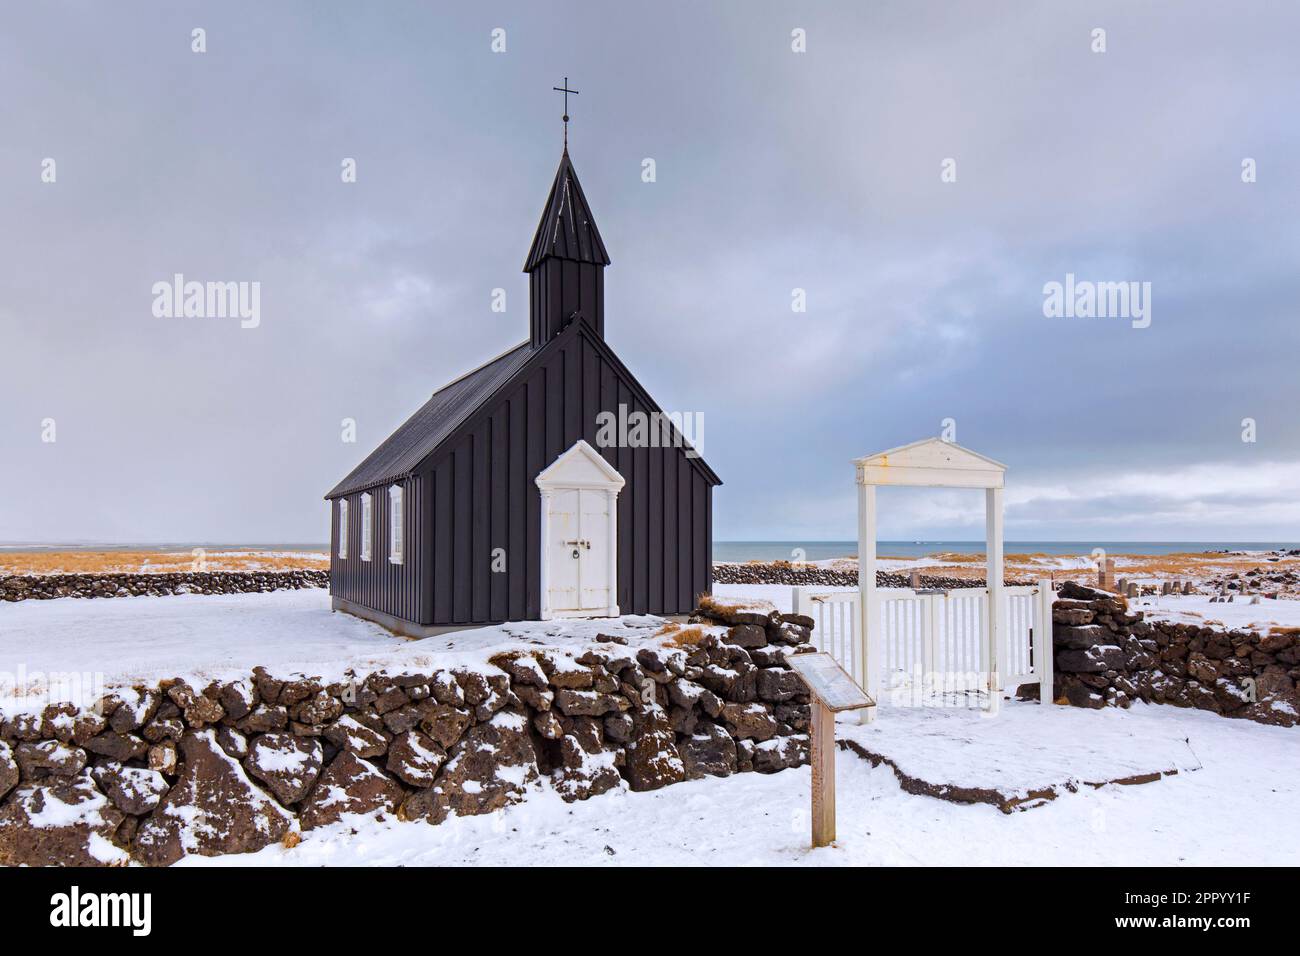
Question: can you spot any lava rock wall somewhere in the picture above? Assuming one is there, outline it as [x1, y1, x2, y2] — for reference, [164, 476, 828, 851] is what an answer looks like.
[0, 602, 814, 866]
[1049, 581, 1298, 728]
[0, 570, 329, 602]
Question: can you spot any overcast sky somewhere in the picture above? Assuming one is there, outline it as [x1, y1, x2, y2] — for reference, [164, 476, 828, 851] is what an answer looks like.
[3, 1, 1299, 545]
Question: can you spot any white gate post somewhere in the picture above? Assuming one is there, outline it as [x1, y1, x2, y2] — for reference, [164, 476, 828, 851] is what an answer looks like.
[857, 476, 878, 723]
[984, 487, 1004, 715]
[1037, 577, 1055, 705]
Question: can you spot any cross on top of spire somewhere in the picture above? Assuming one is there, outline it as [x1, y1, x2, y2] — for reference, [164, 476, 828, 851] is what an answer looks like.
[552, 77, 579, 149]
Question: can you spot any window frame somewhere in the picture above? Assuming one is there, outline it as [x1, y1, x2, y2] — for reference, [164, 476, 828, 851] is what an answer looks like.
[337, 499, 349, 559]
[388, 484, 404, 564]
[360, 492, 372, 562]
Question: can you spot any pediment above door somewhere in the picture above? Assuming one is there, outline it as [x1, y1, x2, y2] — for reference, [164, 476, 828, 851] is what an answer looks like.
[535, 439, 626, 491]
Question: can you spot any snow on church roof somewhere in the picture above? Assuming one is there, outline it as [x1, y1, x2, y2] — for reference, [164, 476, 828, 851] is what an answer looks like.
[523, 149, 611, 271]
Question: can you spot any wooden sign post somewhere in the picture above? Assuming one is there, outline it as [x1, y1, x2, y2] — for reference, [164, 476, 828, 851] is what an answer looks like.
[787, 652, 875, 848]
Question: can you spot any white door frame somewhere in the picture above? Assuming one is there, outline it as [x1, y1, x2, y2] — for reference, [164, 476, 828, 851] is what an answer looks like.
[536, 440, 625, 620]
[852, 437, 1008, 721]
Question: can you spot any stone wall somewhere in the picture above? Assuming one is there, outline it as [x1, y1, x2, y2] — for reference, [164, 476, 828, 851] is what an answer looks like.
[1049, 581, 1299, 728]
[0, 600, 814, 866]
[0, 569, 329, 602]
[712, 562, 1016, 589]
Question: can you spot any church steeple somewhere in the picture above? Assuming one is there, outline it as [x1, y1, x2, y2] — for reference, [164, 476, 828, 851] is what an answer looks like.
[524, 149, 610, 348]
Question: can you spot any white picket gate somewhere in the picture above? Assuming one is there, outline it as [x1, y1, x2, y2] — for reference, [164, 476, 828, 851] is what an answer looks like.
[792, 579, 1055, 713]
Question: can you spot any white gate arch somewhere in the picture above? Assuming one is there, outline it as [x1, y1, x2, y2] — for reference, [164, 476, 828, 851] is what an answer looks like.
[853, 438, 1010, 721]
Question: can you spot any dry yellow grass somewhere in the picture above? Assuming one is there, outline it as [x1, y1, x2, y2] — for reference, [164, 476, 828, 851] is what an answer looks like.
[895, 551, 1300, 585]
[0, 550, 329, 575]
[488, 650, 533, 672]
[696, 594, 762, 618]
[663, 625, 708, 647]
[928, 552, 984, 564]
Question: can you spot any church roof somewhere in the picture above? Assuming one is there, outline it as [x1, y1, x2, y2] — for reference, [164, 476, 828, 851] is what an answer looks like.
[327, 314, 721, 499]
[325, 341, 533, 498]
[523, 150, 611, 271]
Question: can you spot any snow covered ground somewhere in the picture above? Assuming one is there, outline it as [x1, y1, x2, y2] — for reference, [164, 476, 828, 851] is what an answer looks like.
[0, 587, 800, 713]
[1130, 592, 1300, 632]
[838, 701, 1199, 798]
[1, 590, 395, 691]
[714, 582, 850, 612]
[181, 701, 1299, 867]
[0, 588, 670, 713]
[4, 584, 1300, 866]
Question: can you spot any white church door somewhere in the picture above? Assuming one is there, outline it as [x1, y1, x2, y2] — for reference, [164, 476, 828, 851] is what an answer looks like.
[536, 440, 625, 620]
[545, 488, 611, 613]
[578, 490, 613, 610]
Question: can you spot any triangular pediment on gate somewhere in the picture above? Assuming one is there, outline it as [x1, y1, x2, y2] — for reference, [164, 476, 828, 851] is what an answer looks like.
[535, 439, 626, 490]
[852, 438, 1006, 489]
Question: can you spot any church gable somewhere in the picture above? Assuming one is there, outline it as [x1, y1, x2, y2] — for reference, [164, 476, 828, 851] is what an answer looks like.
[417, 316, 717, 625]
[415, 316, 719, 489]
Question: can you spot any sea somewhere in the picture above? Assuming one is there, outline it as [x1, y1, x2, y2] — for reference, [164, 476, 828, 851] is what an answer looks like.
[5, 541, 1296, 561]
[711, 541, 1300, 562]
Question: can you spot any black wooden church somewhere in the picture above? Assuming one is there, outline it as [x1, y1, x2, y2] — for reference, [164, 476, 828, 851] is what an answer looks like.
[325, 143, 721, 635]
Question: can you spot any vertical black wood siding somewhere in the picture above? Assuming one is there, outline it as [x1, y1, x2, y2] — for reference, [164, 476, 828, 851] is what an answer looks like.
[329, 474, 426, 623]
[529, 258, 605, 346]
[431, 328, 711, 626]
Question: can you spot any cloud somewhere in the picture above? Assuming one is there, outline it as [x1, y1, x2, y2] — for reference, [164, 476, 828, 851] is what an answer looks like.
[1006, 460, 1300, 537]
[2, 1, 1298, 544]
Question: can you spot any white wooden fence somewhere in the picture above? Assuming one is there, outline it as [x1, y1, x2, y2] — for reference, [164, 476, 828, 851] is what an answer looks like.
[793, 590, 864, 686]
[792, 579, 1055, 714]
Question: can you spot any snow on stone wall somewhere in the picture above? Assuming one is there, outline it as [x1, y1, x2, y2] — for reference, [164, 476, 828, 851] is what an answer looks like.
[0, 601, 813, 866]
[1046, 581, 1299, 728]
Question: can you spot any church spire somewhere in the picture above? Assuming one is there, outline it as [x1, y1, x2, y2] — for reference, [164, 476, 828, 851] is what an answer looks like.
[524, 150, 610, 272]
[524, 149, 610, 347]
